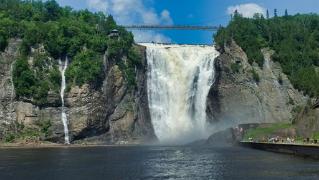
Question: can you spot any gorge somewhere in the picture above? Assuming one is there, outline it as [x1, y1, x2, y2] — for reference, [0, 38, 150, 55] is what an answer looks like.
[0, 1, 318, 145]
[1, 1, 319, 179]
[0, 39, 310, 145]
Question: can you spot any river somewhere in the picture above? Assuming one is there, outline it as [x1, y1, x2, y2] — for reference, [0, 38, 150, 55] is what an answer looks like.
[0, 146, 319, 180]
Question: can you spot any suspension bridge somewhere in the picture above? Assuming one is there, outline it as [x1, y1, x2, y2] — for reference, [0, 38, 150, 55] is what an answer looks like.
[122, 25, 220, 31]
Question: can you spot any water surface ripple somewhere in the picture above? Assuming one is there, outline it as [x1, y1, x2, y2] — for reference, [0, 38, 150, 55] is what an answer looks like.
[0, 146, 319, 180]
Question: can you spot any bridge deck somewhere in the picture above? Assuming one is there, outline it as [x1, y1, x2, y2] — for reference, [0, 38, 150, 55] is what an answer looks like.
[122, 25, 219, 31]
[137, 42, 214, 46]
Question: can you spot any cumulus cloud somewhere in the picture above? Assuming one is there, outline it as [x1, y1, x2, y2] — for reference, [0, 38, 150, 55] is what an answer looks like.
[133, 31, 172, 43]
[86, 0, 173, 43]
[227, 3, 266, 18]
[160, 10, 173, 25]
[87, 0, 109, 11]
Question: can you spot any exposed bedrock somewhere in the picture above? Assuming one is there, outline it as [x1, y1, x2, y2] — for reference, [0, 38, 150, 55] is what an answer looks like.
[0, 40, 155, 144]
[207, 41, 306, 130]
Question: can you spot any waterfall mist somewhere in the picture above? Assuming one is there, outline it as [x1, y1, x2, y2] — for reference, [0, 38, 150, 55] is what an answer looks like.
[142, 43, 219, 144]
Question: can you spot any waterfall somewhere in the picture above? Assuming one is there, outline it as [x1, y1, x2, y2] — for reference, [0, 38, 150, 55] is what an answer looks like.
[10, 63, 15, 115]
[142, 43, 219, 144]
[8, 63, 15, 131]
[59, 58, 70, 144]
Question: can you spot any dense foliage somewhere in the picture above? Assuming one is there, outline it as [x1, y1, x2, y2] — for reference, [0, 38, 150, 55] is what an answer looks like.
[65, 50, 103, 87]
[13, 53, 61, 106]
[0, 0, 140, 104]
[215, 12, 319, 97]
[3, 120, 52, 143]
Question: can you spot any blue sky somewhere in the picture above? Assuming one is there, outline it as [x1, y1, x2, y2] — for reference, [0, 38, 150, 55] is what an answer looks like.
[54, 0, 319, 44]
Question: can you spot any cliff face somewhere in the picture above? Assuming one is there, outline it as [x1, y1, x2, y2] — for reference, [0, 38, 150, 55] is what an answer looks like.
[0, 39, 20, 137]
[207, 41, 306, 129]
[2, 39, 314, 144]
[0, 39, 155, 144]
[66, 45, 156, 144]
[294, 101, 319, 138]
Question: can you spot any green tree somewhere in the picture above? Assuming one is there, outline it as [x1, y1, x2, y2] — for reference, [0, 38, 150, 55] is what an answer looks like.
[1, 0, 139, 100]
[44, 0, 61, 21]
[0, 33, 7, 51]
[66, 50, 104, 87]
[214, 13, 319, 97]
[13, 57, 36, 98]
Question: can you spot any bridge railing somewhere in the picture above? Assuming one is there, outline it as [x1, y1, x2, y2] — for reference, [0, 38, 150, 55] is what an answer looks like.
[137, 42, 214, 46]
[122, 25, 220, 31]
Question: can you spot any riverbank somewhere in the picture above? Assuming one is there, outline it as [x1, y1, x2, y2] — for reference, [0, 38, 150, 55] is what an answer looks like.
[0, 142, 135, 149]
[239, 141, 319, 159]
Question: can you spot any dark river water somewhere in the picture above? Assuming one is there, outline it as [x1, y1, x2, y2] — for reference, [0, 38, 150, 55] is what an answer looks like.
[0, 145, 319, 180]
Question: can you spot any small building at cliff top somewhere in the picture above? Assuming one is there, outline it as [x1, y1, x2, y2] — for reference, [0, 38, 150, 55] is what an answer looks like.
[108, 29, 119, 39]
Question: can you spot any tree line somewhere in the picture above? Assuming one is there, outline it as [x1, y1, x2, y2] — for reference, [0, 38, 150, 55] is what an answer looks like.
[215, 11, 319, 97]
[0, 0, 141, 106]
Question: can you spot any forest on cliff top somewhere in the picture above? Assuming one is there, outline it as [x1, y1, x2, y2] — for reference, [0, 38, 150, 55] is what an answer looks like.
[1, 0, 318, 102]
[0, 0, 141, 106]
[215, 12, 319, 98]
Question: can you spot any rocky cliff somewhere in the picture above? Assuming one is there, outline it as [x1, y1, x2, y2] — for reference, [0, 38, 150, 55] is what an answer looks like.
[0, 39, 20, 138]
[294, 99, 319, 138]
[0, 39, 155, 144]
[1, 38, 315, 145]
[207, 41, 307, 130]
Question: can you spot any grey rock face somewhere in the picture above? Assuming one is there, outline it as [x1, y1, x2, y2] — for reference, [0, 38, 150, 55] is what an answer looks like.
[206, 128, 235, 146]
[207, 41, 306, 130]
[69, 48, 156, 144]
[0, 39, 20, 137]
[295, 103, 319, 138]
[0, 40, 155, 144]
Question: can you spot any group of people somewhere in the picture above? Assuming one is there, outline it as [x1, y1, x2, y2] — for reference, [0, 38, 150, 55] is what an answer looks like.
[248, 136, 319, 145]
[267, 136, 295, 143]
[247, 136, 296, 144]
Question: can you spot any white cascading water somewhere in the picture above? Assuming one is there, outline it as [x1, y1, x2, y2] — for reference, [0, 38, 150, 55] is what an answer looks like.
[142, 43, 219, 144]
[10, 64, 15, 118]
[59, 58, 70, 144]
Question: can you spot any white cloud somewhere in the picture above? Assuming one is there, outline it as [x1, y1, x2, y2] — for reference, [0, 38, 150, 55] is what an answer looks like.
[227, 3, 266, 18]
[133, 31, 172, 43]
[86, 0, 173, 43]
[160, 10, 173, 25]
[87, 0, 109, 12]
